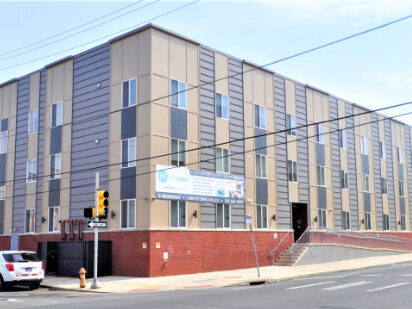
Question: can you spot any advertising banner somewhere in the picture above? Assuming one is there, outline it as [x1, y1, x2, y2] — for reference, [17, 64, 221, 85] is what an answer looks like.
[155, 165, 245, 205]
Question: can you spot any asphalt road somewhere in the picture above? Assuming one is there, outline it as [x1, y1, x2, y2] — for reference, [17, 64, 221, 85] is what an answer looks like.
[2, 263, 412, 309]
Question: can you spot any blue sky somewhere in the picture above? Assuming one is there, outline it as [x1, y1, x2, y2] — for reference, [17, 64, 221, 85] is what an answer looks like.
[0, 0, 411, 124]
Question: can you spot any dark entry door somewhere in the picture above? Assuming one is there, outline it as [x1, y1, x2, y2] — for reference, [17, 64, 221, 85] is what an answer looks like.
[292, 203, 308, 242]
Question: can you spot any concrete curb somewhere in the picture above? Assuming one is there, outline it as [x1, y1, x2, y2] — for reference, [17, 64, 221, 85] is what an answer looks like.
[40, 284, 108, 293]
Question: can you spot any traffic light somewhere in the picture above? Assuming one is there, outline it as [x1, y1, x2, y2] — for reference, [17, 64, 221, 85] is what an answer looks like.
[97, 190, 109, 219]
[84, 207, 95, 218]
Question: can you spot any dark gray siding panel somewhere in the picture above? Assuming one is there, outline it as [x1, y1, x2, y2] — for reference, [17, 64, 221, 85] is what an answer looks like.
[0, 154, 6, 186]
[256, 178, 268, 205]
[385, 119, 396, 230]
[405, 125, 412, 226]
[171, 107, 187, 140]
[255, 128, 266, 155]
[228, 57, 245, 229]
[364, 192, 371, 212]
[13, 76, 30, 233]
[121, 106, 137, 140]
[50, 126, 62, 154]
[1, 119, 8, 131]
[0, 200, 4, 234]
[315, 143, 325, 166]
[49, 179, 61, 207]
[274, 75, 290, 229]
[317, 186, 327, 209]
[329, 97, 341, 228]
[199, 46, 216, 228]
[346, 104, 359, 230]
[36, 70, 46, 232]
[296, 84, 309, 204]
[371, 113, 383, 230]
[400, 197, 405, 215]
[70, 43, 110, 218]
[362, 155, 369, 174]
[120, 167, 136, 200]
[398, 163, 404, 181]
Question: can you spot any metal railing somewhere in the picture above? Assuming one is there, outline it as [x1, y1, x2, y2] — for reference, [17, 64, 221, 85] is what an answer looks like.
[290, 227, 311, 263]
[270, 231, 291, 265]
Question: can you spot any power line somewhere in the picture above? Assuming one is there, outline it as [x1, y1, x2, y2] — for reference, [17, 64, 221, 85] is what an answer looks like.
[6, 108, 411, 200]
[0, 0, 160, 63]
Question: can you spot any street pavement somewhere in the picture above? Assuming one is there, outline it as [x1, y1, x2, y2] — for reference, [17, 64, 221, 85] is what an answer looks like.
[2, 263, 412, 308]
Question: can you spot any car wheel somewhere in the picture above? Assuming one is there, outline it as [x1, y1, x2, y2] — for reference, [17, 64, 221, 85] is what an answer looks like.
[0, 275, 5, 290]
[28, 282, 41, 290]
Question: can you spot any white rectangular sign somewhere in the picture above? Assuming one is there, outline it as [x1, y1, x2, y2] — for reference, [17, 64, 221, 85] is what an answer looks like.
[155, 165, 245, 205]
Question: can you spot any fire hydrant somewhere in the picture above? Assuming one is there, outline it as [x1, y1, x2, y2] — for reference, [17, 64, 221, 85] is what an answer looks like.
[79, 268, 86, 288]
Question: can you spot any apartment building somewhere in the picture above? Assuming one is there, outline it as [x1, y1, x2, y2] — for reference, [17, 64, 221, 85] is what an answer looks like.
[0, 24, 411, 277]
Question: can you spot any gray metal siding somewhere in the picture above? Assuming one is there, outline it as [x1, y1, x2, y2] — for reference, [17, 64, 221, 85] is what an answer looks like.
[256, 178, 268, 205]
[13, 76, 30, 233]
[296, 84, 309, 204]
[199, 46, 216, 228]
[329, 97, 342, 228]
[385, 119, 396, 230]
[228, 57, 245, 229]
[70, 43, 110, 218]
[48, 179, 61, 207]
[170, 107, 187, 140]
[274, 75, 290, 229]
[121, 105, 137, 140]
[120, 167, 136, 200]
[346, 104, 359, 230]
[371, 113, 383, 230]
[405, 125, 412, 227]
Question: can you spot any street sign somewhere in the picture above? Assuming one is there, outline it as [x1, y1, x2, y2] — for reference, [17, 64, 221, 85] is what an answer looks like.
[88, 221, 107, 228]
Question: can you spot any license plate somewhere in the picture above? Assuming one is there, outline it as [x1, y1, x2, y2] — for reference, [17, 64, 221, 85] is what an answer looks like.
[25, 268, 32, 272]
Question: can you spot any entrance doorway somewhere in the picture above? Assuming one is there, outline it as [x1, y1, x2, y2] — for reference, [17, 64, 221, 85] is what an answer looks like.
[292, 203, 308, 242]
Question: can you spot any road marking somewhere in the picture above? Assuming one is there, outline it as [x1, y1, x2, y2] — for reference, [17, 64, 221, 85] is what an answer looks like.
[401, 274, 412, 277]
[323, 281, 371, 291]
[287, 281, 336, 290]
[366, 282, 410, 292]
[184, 285, 214, 289]
[363, 274, 382, 277]
[293, 272, 359, 280]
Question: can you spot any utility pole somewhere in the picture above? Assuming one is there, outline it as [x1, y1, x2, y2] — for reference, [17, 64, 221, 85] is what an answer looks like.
[90, 172, 100, 289]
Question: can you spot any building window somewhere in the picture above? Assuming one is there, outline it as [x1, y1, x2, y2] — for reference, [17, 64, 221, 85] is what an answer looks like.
[256, 205, 268, 229]
[401, 214, 406, 231]
[399, 181, 404, 197]
[0, 131, 8, 154]
[254, 104, 266, 129]
[171, 79, 186, 109]
[397, 147, 403, 163]
[50, 154, 61, 179]
[362, 174, 370, 192]
[28, 110, 39, 133]
[51, 102, 63, 127]
[26, 158, 38, 183]
[318, 209, 327, 229]
[215, 93, 229, 119]
[0, 186, 5, 199]
[342, 211, 350, 230]
[339, 130, 347, 149]
[171, 139, 186, 167]
[286, 114, 297, 136]
[287, 160, 298, 182]
[381, 177, 388, 194]
[341, 170, 348, 189]
[315, 124, 324, 143]
[255, 154, 267, 178]
[48, 206, 60, 232]
[25, 209, 35, 234]
[216, 203, 230, 228]
[121, 199, 136, 229]
[171, 200, 186, 228]
[121, 137, 136, 168]
[122, 78, 137, 108]
[364, 212, 371, 230]
[379, 142, 386, 159]
[216, 148, 230, 173]
[360, 136, 368, 155]
[317, 166, 325, 186]
[383, 214, 390, 231]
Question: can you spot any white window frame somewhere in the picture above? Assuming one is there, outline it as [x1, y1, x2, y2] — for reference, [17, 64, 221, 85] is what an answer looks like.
[0, 131, 8, 154]
[379, 142, 386, 159]
[339, 130, 347, 149]
[48, 206, 60, 232]
[0, 186, 5, 200]
[399, 181, 405, 197]
[26, 158, 38, 183]
[216, 203, 230, 229]
[317, 165, 325, 187]
[120, 199, 136, 229]
[360, 136, 368, 155]
[121, 137, 136, 168]
[215, 93, 229, 120]
[383, 213, 390, 230]
[121, 78, 137, 108]
[254, 104, 266, 129]
[171, 79, 187, 109]
[315, 124, 324, 143]
[256, 205, 268, 229]
[171, 139, 186, 167]
[342, 211, 351, 230]
[397, 147, 403, 163]
[255, 154, 267, 179]
[362, 173, 370, 192]
[341, 170, 348, 189]
[28, 109, 39, 133]
[51, 102, 63, 127]
[216, 147, 230, 173]
[50, 153, 62, 179]
[364, 212, 372, 230]
[318, 208, 327, 230]
[170, 200, 186, 228]
[401, 214, 406, 231]
[25, 209, 35, 234]
[286, 114, 297, 136]
[381, 177, 388, 194]
[288, 160, 298, 182]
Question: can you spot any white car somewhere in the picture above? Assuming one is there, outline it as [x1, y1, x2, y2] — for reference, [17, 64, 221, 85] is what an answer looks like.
[0, 251, 44, 289]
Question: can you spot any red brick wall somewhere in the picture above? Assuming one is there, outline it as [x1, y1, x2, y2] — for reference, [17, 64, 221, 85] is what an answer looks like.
[0, 236, 10, 250]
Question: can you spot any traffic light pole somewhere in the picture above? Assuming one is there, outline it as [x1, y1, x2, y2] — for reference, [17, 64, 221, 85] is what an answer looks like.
[91, 172, 100, 289]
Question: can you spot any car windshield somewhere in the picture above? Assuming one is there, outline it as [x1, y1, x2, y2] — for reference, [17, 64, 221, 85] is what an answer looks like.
[3, 253, 40, 262]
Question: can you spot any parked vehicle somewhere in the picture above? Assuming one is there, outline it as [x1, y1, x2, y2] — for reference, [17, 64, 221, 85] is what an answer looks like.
[0, 251, 44, 289]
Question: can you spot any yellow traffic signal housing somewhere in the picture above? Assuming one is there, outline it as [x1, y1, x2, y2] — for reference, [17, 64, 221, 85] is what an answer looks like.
[97, 190, 109, 218]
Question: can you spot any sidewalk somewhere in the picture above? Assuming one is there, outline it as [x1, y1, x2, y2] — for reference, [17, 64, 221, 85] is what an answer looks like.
[41, 252, 412, 293]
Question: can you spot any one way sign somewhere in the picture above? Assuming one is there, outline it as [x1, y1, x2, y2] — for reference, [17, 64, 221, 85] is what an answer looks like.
[87, 221, 107, 228]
